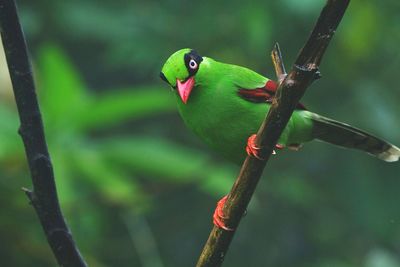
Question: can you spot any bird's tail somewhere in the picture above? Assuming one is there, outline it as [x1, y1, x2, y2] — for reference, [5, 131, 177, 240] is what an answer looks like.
[310, 114, 400, 162]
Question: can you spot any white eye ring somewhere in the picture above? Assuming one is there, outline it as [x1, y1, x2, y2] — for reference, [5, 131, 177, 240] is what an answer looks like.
[189, 59, 197, 69]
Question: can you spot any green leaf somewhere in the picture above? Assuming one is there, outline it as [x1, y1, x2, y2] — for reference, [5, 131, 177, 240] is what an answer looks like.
[98, 137, 208, 180]
[37, 44, 89, 126]
[75, 87, 176, 131]
[96, 136, 235, 195]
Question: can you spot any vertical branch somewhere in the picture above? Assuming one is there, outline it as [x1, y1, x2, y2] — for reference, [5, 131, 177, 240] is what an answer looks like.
[0, 0, 88, 266]
[196, 1, 350, 266]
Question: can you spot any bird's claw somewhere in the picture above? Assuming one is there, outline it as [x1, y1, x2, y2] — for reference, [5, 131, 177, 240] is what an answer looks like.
[246, 134, 266, 160]
[246, 134, 284, 159]
[275, 143, 285, 150]
[213, 195, 234, 231]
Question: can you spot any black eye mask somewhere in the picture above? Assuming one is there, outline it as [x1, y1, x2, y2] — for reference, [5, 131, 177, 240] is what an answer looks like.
[184, 50, 203, 77]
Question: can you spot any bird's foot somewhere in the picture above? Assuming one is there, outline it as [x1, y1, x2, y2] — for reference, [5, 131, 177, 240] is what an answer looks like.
[213, 195, 234, 231]
[246, 134, 284, 159]
[275, 143, 285, 150]
[246, 134, 266, 160]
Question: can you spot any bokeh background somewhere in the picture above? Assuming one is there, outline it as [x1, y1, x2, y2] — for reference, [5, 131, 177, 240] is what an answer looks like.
[1, 0, 400, 266]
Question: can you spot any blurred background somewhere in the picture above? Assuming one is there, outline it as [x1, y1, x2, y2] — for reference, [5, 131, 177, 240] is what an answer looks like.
[1, 0, 400, 266]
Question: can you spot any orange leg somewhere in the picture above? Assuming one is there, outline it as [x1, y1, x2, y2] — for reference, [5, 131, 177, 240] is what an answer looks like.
[213, 195, 234, 231]
[246, 134, 284, 159]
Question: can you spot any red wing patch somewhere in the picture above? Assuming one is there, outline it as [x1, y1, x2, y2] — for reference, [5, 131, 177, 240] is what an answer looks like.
[237, 88, 274, 103]
[265, 80, 278, 93]
[237, 80, 307, 110]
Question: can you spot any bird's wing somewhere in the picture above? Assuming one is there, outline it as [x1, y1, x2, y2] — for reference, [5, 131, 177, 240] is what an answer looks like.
[232, 66, 306, 110]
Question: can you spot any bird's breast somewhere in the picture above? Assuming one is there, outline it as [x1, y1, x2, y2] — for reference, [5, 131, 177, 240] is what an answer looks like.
[176, 84, 268, 163]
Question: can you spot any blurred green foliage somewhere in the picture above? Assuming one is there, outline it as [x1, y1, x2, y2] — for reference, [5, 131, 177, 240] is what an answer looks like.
[1, 0, 400, 266]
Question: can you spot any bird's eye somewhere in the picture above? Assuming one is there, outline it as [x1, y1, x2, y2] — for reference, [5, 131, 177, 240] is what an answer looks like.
[189, 59, 197, 69]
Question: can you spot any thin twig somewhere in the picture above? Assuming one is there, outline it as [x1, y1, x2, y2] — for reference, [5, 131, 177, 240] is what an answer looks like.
[196, 1, 350, 266]
[271, 43, 287, 83]
[0, 0, 88, 266]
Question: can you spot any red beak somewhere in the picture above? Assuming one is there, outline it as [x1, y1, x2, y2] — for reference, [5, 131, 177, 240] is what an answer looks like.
[177, 77, 195, 104]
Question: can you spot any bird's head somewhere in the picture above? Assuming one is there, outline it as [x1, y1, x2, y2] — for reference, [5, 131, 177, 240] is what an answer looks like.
[160, 48, 203, 104]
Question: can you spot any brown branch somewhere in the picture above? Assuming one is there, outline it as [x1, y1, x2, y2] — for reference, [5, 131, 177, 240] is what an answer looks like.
[196, 1, 350, 266]
[0, 0, 88, 266]
[271, 43, 287, 83]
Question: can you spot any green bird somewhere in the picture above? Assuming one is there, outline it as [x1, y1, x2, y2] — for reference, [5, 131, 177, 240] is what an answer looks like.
[160, 48, 400, 163]
[160, 48, 400, 229]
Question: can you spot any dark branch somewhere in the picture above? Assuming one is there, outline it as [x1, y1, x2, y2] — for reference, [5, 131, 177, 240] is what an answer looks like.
[196, 0, 350, 266]
[0, 0, 88, 266]
[295, 0, 350, 67]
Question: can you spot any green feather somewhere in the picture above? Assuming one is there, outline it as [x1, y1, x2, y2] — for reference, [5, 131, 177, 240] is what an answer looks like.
[161, 49, 400, 163]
